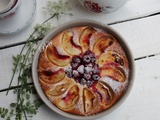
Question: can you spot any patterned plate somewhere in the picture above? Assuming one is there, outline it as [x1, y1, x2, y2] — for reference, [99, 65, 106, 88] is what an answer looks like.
[0, 0, 36, 35]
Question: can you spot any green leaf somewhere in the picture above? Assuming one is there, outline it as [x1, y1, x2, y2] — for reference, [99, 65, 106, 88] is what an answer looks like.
[10, 103, 17, 107]
[4, 0, 73, 120]
[26, 93, 30, 100]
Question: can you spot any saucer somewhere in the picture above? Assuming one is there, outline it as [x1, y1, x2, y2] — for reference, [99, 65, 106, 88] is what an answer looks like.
[0, 0, 36, 35]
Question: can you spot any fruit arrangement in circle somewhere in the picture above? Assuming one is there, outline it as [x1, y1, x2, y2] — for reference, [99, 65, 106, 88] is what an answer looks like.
[37, 26, 130, 116]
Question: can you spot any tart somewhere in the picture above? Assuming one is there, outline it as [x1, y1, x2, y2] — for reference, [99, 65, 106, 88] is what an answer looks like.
[37, 26, 130, 116]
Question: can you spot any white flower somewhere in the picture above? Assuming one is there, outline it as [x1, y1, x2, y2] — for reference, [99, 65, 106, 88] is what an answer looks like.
[44, 0, 72, 16]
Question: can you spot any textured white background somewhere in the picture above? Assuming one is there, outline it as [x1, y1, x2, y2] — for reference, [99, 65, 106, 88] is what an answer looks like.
[0, 0, 160, 120]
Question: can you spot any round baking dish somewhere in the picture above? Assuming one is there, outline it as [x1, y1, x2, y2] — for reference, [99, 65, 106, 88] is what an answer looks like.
[32, 19, 135, 120]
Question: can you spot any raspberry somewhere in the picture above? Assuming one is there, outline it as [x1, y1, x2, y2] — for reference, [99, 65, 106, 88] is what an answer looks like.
[71, 62, 79, 69]
[72, 70, 80, 78]
[66, 69, 72, 78]
[73, 56, 81, 63]
[83, 55, 91, 63]
[84, 73, 91, 80]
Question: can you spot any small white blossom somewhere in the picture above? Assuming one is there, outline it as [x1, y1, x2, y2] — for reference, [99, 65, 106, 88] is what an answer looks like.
[44, 0, 72, 17]
[34, 22, 53, 36]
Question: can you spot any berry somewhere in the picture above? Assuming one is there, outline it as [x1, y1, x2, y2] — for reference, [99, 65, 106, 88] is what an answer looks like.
[73, 56, 81, 63]
[84, 73, 91, 80]
[66, 69, 72, 78]
[83, 55, 91, 63]
[84, 66, 93, 74]
[93, 64, 100, 74]
[69, 50, 100, 87]
[91, 57, 96, 63]
[72, 70, 80, 78]
[86, 80, 93, 87]
[71, 62, 79, 69]
[77, 65, 84, 74]
[92, 74, 100, 81]
[86, 63, 93, 67]
[80, 78, 87, 85]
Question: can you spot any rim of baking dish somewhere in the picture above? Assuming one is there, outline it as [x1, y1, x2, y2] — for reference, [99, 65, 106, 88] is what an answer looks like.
[32, 19, 135, 120]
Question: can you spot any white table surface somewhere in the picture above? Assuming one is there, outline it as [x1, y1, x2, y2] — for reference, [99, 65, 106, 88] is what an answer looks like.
[0, 0, 160, 120]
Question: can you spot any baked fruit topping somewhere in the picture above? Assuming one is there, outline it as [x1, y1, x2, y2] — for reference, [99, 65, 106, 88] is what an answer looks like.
[66, 50, 100, 87]
[37, 26, 130, 116]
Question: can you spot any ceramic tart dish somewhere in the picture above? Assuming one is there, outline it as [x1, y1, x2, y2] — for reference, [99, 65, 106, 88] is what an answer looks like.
[32, 19, 135, 120]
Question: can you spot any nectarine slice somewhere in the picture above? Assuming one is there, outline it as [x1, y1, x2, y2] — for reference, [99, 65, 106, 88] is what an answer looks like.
[100, 66, 126, 82]
[62, 30, 82, 55]
[83, 88, 98, 113]
[57, 85, 79, 110]
[79, 27, 96, 52]
[95, 82, 113, 106]
[46, 45, 71, 67]
[98, 51, 124, 67]
[92, 36, 114, 57]
[39, 68, 65, 84]
[47, 83, 69, 96]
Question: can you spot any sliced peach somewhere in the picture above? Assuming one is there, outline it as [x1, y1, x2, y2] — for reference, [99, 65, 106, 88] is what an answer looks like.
[39, 68, 65, 84]
[83, 88, 98, 113]
[62, 30, 82, 55]
[57, 85, 79, 110]
[98, 51, 124, 67]
[38, 50, 57, 71]
[47, 83, 69, 96]
[92, 36, 114, 57]
[39, 79, 53, 92]
[46, 45, 71, 67]
[100, 66, 126, 82]
[95, 82, 113, 106]
[79, 27, 96, 52]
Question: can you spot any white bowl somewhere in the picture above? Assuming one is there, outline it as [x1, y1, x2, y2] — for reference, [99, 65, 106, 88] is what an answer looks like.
[32, 19, 135, 120]
[0, 0, 21, 19]
[78, 0, 128, 13]
[0, 0, 15, 14]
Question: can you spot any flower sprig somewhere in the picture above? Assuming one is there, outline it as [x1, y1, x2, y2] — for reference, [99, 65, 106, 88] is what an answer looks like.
[44, 0, 72, 18]
[0, 0, 72, 120]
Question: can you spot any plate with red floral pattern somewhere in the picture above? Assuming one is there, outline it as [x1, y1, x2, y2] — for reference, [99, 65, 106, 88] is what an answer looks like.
[0, 0, 36, 35]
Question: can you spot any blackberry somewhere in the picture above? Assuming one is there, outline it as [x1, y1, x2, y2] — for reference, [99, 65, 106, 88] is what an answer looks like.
[86, 80, 93, 87]
[92, 74, 100, 81]
[80, 78, 87, 85]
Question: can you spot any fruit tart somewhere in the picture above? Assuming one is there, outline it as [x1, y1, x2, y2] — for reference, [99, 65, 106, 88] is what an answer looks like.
[37, 25, 130, 116]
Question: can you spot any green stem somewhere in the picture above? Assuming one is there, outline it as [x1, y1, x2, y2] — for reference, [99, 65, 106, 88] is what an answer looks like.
[6, 13, 58, 95]
[6, 30, 37, 95]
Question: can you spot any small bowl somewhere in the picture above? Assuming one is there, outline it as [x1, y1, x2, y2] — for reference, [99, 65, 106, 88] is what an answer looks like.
[0, 0, 21, 19]
[0, 0, 15, 14]
[32, 19, 135, 120]
[78, 0, 128, 13]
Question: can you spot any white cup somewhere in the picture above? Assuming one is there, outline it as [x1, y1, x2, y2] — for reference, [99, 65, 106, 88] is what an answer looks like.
[78, 0, 128, 13]
[0, 0, 15, 14]
[0, 0, 21, 19]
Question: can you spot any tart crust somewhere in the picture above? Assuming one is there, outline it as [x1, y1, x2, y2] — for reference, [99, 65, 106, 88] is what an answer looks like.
[37, 26, 129, 116]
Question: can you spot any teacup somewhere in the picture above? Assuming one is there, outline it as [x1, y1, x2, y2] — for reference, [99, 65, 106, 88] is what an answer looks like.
[0, 0, 15, 14]
[0, 0, 21, 19]
[78, 0, 128, 13]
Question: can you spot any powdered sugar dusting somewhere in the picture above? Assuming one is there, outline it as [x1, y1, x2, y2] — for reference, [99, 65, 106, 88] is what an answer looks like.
[75, 98, 83, 112]
[101, 76, 128, 93]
